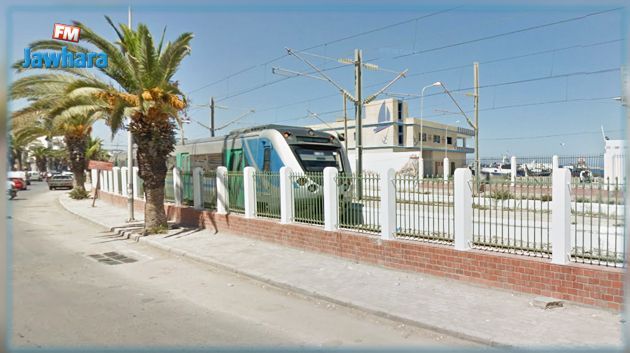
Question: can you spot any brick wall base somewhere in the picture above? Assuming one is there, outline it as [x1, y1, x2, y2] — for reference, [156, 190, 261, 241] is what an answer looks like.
[98, 191, 624, 310]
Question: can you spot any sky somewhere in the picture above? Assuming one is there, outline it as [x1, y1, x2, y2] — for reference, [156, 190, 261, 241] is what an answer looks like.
[6, 1, 629, 157]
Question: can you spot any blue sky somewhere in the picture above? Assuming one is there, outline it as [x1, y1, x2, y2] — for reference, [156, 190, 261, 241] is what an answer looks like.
[7, 1, 628, 157]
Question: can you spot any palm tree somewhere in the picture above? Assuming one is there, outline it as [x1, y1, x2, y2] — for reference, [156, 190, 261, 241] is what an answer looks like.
[86, 136, 110, 162]
[15, 17, 192, 232]
[29, 144, 49, 173]
[10, 74, 107, 197]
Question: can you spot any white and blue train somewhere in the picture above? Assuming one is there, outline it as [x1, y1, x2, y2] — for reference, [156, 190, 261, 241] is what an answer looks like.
[171, 124, 354, 214]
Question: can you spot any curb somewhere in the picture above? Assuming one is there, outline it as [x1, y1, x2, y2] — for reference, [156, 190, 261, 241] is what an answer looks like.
[58, 195, 503, 347]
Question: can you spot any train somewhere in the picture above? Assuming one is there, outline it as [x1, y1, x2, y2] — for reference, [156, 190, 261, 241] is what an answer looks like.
[171, 124, 356, 216]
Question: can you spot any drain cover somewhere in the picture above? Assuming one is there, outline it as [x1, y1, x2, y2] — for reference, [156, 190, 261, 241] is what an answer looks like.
[88, 252, 137, 265]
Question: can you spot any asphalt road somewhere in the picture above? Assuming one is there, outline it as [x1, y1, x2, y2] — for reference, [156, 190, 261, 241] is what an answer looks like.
[8, 181, 479, 350]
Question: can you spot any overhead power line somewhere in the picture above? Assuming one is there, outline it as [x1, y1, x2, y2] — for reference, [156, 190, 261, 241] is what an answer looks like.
[255, 94, 619, 129]
[201, 7, 621, 104]
[482, 129, 623, 141]
[394, 7, 622, 59]
[186, 6, 461, 95]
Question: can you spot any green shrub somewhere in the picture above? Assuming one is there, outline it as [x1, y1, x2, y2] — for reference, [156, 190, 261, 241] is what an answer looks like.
[491, 189, 514, 200]
[69, 188, 90, 200]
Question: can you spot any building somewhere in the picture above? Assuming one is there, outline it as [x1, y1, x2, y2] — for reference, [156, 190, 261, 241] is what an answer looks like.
[604, 139, 626, 181]
[308, 98, 475, 176]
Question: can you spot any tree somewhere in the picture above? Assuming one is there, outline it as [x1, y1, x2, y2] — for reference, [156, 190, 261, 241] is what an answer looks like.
[29, 144, 49, 173]
[15, 17, 192, 232]
[86, 136, 110, 162]
[10, 74, 106, 198]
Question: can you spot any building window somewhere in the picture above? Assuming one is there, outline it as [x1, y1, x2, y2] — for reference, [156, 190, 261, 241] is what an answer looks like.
[433, 135, 441, 144]
[398, 125, 404, 146]
[447, 137, 452, 145]
[420, 132, 427, 142]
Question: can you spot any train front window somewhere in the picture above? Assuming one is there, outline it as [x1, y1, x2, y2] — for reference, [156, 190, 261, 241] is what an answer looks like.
[293, 147, 343, 172]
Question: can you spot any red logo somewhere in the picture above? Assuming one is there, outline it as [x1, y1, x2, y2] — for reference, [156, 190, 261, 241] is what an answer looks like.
[52, 23, 81, 43]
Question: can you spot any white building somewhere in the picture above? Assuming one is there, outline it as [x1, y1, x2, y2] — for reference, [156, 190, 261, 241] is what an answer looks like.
[308, 98, 475, 176]
[604, 139, 626, 181]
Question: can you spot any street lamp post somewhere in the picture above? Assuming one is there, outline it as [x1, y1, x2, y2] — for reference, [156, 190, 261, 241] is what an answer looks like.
[420, 82, 441, 179]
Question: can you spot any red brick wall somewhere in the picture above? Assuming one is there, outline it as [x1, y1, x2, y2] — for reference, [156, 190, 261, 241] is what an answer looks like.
[100, 191, 624, 310]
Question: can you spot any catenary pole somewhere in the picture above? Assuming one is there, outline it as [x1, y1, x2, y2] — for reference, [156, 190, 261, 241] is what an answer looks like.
[126, 5, 135, 222]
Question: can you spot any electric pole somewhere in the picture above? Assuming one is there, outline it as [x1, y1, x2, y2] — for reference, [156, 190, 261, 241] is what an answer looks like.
[126, 5, 135, 222]
[210, 97, 215, 137]
[354, 49, 363, 183]
[342, 91, 348, 152]
[473, 62, 480, 192]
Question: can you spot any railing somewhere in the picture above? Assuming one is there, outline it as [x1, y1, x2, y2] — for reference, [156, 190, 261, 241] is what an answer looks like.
[254, 171, 281, 219]
[203, 171, 217, 210]
[164, 171, 175, 202]
[227, 171, 245, 213]
[571, 178, 625, 267]
[336, 173, 380, 233]
[394, 176, 454, 243]
[181, 171, 194, 206]
[473, 179, 552, 257]
[290, 172, 324, 225]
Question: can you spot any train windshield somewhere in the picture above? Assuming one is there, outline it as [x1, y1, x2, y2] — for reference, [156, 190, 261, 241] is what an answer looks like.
[292, 146, 344, 172]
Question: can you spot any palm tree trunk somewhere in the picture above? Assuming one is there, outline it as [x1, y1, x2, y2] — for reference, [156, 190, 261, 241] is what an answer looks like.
[144, 186, 168, 230]
[132, 111, 176, 233]
[65, 134, 88, 194]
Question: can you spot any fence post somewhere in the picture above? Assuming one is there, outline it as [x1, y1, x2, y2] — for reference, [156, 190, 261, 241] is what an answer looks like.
[107, 170, 113, 193]
[551, 167, 571, 264]
[380, 168, 396, 240]
[280, 166, 293, 224]
[454, 168, 473, 251]
[120, 167, 128, 196]
[132, 167, 140, 199]
[173, 167, 182, 206]
[193, 167, 203, 210]
[418, 157, 424, 180]
[216, 166, 228, 214]
[323, 167, 339, 231]
[552, 155, 559, 170]
[443, 157, 450, 182]
[112, 167, 120, 194]
[243, 166, 256, 218]
[90, 169, 98, 190]
[510, 156, 517, 185]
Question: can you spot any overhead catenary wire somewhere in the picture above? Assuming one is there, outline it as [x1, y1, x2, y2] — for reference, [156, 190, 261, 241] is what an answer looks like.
[208, 6, 621, 104]
[186, 6, 461, 95]
[250, 37, 623, 113]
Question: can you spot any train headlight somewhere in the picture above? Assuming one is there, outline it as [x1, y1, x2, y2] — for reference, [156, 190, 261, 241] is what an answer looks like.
[296, 177, 308, 186]
[307, 184, 318, 193]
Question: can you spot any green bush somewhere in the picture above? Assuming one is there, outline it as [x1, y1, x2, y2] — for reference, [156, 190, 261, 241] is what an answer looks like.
[540, 194, 552, 202]
[491, 189, 514, 200]
[69, 188, 90, 200]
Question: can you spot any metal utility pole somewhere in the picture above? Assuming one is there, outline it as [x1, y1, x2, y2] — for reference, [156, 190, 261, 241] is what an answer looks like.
[281, 47, 407, 198]
[126, 5, 135, 222]
[473, 62, 480, 192]
[354, 49, 363, 181]
[342, 91, 348, 152]
[210, 97, 215, 137]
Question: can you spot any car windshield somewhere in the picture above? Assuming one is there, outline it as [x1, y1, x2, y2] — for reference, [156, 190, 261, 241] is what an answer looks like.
[292, 146, 343, 172]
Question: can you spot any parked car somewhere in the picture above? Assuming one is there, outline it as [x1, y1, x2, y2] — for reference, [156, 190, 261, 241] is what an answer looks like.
[27, 171, 42, 181]
[7, 180, 17, 200]
[9, 177, 26, 191]
[47, 175, 74, 190]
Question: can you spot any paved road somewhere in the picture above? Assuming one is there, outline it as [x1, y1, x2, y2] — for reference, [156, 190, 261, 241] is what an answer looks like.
[8, 182, 479, 350]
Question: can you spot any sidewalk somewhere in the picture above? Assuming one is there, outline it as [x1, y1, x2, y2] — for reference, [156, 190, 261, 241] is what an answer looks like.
[58, 194, 624, 348]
